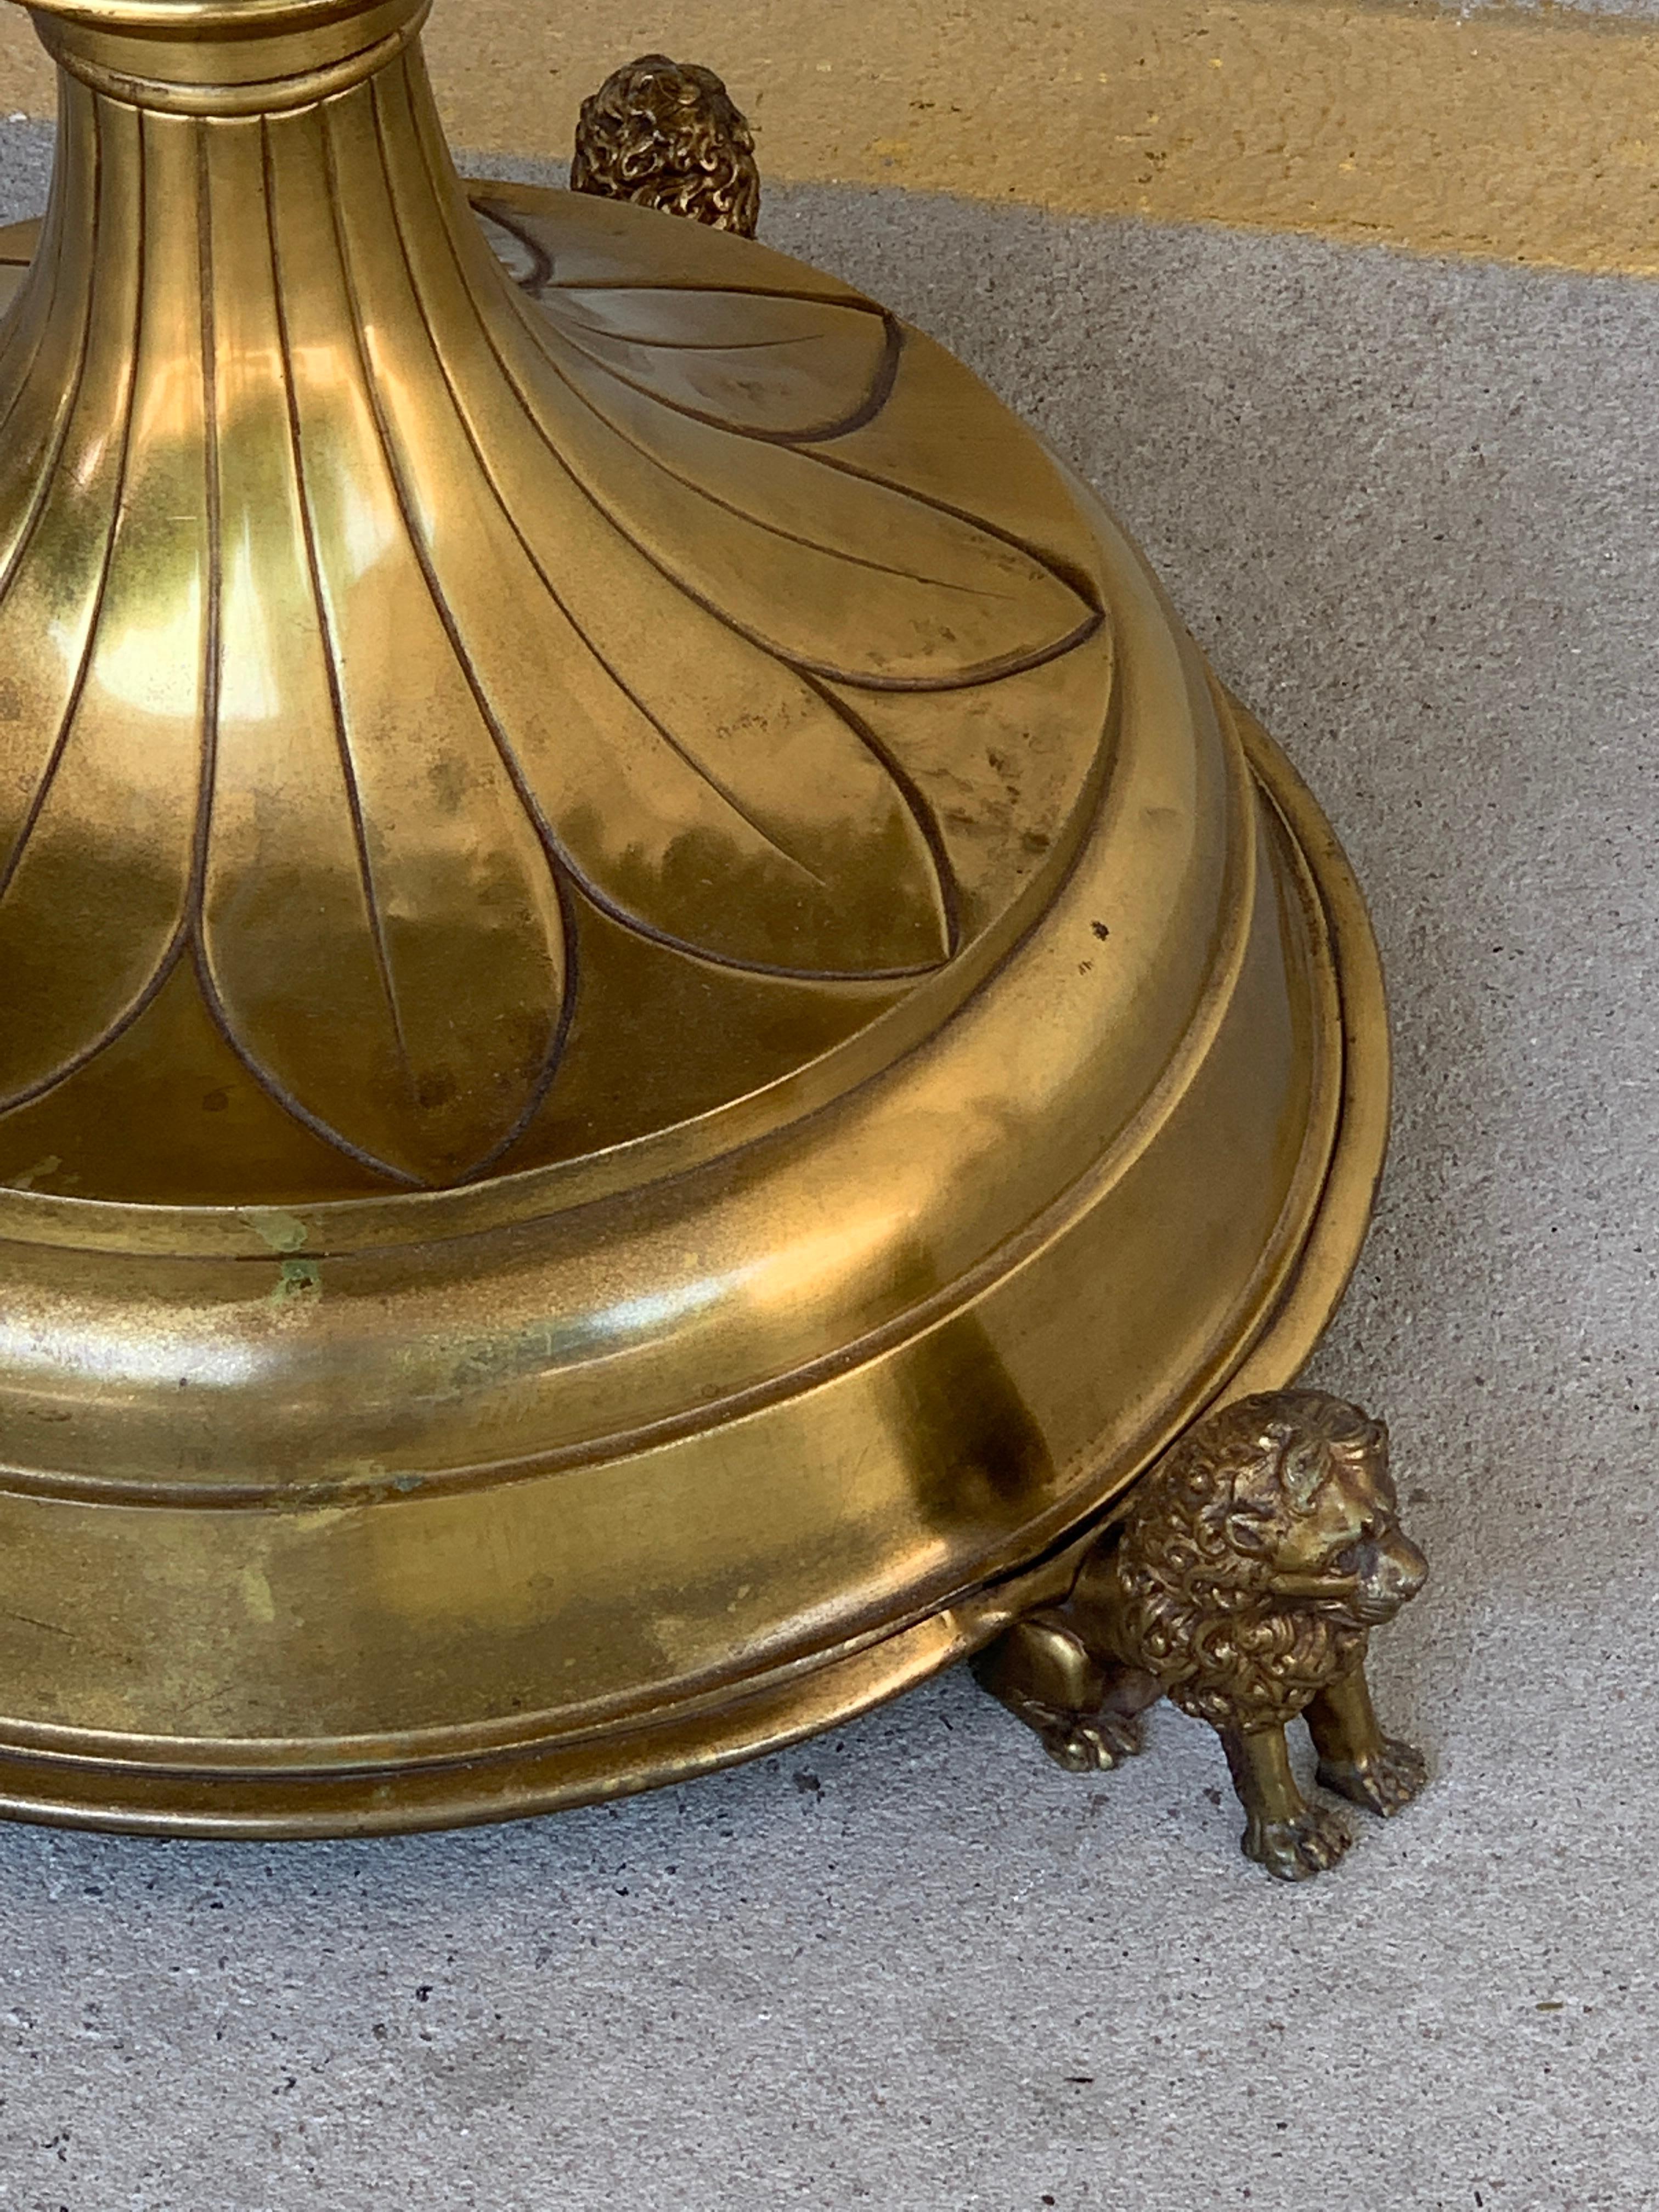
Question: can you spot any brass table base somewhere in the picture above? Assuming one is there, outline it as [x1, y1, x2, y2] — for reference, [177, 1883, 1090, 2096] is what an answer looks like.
[0, 680, 1392, 1843]
[0, 6, 1425, 1879]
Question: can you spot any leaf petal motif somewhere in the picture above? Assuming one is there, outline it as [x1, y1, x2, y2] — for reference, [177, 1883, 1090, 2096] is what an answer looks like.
[195, 100, 569, 1190]
[506, 289, 1101, 691]
[196, 353, 573, 1195]
[470, 180, 1104, 691]
[526, 283, 899, 443]
[377, 76, 955, 978]
[815, 323, 1117, 603]
[0, 97, 197, 1114]
[471, 185, 872, 306]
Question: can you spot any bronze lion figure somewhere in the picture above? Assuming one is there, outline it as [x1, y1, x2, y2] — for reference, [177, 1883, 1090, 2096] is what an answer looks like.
[571, 55, 761, 238]
[974, 1389, 1429, 1880]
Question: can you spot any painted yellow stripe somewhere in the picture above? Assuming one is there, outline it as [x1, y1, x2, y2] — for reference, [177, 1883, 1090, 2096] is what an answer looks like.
[0, 0, 1655, 273]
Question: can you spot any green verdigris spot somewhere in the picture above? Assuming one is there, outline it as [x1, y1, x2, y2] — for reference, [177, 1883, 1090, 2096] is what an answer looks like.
[243, 1209, 321, 1302]
[244, 1207, 311, 1255]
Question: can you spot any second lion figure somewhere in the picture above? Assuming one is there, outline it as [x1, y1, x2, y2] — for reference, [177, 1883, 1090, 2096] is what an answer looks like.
[973, 1390, 1429, 1881]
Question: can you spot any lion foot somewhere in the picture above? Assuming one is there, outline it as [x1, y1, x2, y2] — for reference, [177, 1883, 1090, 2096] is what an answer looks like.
[1242, 1801, 1351, 1882]
[1317, 1735, 1428, 1818]
[1032, 1707, 1146, 1774]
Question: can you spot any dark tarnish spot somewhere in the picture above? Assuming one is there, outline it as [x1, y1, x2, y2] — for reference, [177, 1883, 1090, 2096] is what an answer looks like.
[1091, 919, 1110, 941]
[415, 1070, 460, 1113]
[426, 754, 471, 812]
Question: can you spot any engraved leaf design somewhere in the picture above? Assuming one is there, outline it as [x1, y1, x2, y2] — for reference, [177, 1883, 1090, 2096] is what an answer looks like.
[0, 97, 198, 1115]
[372, 67, 960, 974]
[0, 57, 1108, 1192]
[200, 112, 567, 1188]
[528, 281, 900, 442]
[465, 219, 1101, 690]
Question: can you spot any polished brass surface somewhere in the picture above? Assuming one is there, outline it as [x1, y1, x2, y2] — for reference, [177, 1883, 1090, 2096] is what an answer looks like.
[572, 53, 759, 236]
[0, 7, 1115, 1203]
[973, 1391, 1428, 1880]
[0, 0, 1397, 1839]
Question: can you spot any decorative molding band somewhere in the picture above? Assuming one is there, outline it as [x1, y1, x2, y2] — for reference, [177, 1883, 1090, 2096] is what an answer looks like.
[32, 2, 431, 116]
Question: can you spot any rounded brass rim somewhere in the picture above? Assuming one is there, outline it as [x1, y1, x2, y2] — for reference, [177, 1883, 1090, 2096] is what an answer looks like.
[0, 701, 1389, 1837]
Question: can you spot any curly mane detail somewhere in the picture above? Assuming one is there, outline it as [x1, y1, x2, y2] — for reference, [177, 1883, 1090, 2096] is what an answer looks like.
[1113, 1391, 1380, 1730]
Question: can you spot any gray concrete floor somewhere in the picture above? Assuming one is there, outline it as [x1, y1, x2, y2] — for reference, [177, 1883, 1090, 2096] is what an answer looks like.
[1469, 1, 1659, 16]
[1456, 1, 1659, 17]
[0, 127, 1656, 2211]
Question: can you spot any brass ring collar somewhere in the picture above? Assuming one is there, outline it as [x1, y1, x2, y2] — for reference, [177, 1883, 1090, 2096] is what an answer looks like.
[23, 0, 431, 115]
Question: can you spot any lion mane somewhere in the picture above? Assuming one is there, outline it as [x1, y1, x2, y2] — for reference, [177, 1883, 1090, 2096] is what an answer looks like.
[572, 55, 761, 238]
[1109, 1389, 1386, 1731]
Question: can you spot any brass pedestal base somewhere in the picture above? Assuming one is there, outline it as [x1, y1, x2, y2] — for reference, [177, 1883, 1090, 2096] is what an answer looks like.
[0, 9, 1426, 1878]
[0, 691, 1409, 1850]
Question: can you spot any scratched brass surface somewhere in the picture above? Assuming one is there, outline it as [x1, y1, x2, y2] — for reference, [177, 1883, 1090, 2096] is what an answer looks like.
[0, 0, 1388, 1833]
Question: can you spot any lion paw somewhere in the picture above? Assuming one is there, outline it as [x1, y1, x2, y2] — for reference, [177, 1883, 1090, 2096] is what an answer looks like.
[1242, 1801, 1351, 1882]
[1037, 1711, 1146, 1774]
[1317, 1736, 1429, 1818]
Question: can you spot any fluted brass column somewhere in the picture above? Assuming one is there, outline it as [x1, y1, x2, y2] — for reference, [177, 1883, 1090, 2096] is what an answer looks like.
[6, 0, 1113, 1203]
